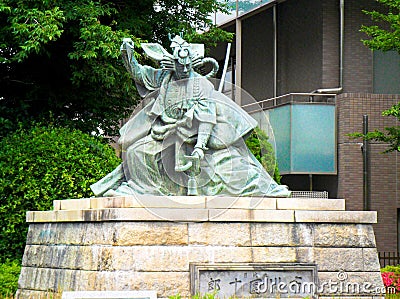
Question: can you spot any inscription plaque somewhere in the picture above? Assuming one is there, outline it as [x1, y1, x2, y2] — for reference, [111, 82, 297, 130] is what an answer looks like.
[190, 263, 318, 298]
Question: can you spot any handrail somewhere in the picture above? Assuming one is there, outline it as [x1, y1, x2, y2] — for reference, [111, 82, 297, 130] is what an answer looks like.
[241, 92, 337, 114]
[241, 92, 337, 108]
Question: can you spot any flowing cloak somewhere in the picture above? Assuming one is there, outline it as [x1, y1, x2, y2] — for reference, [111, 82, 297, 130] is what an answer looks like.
[91, 66, 290, 197]
[119, 69, 258, 152]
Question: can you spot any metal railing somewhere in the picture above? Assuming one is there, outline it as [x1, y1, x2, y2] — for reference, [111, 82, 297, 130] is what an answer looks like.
[379, 252, 400, 268]
[241, 92, 337, 114]
[290, 191, 329, 198]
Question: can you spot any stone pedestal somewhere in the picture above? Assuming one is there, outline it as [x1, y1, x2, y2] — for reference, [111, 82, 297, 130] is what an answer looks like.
[17, 196, 383, 298]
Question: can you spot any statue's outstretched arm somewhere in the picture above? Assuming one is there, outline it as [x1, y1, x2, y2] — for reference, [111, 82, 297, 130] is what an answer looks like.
[120, 38, 145, 85]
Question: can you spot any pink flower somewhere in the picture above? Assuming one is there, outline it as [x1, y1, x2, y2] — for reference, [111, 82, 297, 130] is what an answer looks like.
[396, 278, 400, 291]
[382, 272, 395, 287]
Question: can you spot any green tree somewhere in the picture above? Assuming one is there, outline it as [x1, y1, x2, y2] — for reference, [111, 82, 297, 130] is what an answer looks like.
[0, 124, 121, 262]
[361, 0, 400, 54]
[245, 127, 281, 183]
[0, 0, 232, 138]
[357, 0, 400, 152]
[0, 259, 21, 297]
[350, 103, 400, 152]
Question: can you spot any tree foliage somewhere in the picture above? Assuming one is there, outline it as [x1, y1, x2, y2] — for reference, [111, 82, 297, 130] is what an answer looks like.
[350, 103, 400, 152]
[0, 259, 21, 297]
[0, 124, 121, 262]
[361, 0, 400, 54]
[358, 0, 400, 152]
[0, 0, 232, 138]
[245, 127, 281, 183]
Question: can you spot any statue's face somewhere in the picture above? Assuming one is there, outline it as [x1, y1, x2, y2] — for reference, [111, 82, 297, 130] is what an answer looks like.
[170, 36, 193, 79]
[174, 60, 192, 79]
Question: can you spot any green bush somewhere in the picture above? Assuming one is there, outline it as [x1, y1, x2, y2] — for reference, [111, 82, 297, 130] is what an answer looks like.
[0, 124, 121, 262]
[0, 260, 21, 297]
[382, 265, 400, 275]
[246, 127, 281, 183]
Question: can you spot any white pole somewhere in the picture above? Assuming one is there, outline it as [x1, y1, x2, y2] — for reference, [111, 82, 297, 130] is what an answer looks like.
[218, 43, 232, 92]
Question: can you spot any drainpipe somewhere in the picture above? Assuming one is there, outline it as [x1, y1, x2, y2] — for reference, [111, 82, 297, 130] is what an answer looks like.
[316, 0, 344, 94]
[362, 115, 370, 211]
[273, 4, 277, 98]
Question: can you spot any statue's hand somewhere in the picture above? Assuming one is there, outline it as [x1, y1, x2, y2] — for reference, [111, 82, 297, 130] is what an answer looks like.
[191, 148, 205, 160]
[152, 123, 176, 135]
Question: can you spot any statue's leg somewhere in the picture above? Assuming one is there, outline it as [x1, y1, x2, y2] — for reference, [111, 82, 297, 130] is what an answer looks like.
[198, 145, 290, 197]
[90, 163, 125, 196]
[121, 135, 178, 195]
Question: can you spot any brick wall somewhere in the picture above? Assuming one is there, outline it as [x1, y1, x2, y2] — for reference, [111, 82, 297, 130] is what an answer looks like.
[337, 93, 400, 251]
[343, 1, 379, 93]
[277, 0, 323, 94]
[242, 9, 274, 100]
[322, 0, 340, 89]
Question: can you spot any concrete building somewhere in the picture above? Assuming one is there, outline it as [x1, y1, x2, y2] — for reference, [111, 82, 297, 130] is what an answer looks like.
[211, 0, 400, 255]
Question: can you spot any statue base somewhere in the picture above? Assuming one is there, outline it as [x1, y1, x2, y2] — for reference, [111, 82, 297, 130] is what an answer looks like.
[17, 196, 383, 298]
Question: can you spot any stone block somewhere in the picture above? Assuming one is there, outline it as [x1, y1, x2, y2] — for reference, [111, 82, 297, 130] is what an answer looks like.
[314, 248, 365, 271]
[37, 268, 58, 292]
[314, 224, 376, 247]
[147, 207, 209, 221]
[22, 245, 78, 270]
[114, 222, 188, 246]
[56, 210, 84, 222]
[18, 196, 383, 299]
[61, 291, 157, 299]
[83, 208, 158, 221]
[131, 195, 206, 209]
[296, 247, 314, 263]
[60, 199, 91, 211]
[18, 267, 36, 290]
[251, 247, 297, 262]
[33, 223, 117, 246]
[97, 246, 252, 272]
[190, 246, 252, 263]
[33, 211, 57, 222]
[206, 196, 276, 209]
[59, 223, 86, 244]
[16, 289, 61, 299]
[104, 246, 189, 272]
[251, 223, 313, 246]
[86, 207, 208, 222]
[90, 197, 126, 209]
[57, 270, 190, 297]
[80, 270, 116, 291]
[252, 209, 295, 222]
[120, 196, 143, 208]
[80, 223, 116, 245]
[81, 210, 101, 222]
[115, 271, 190, 298]
[53, 200, 61, 211]
[53, 246, 102, 271]
[277, 198, 345, 211]
[295, 211, 377, 223]
[363, 248, 381, 271]
[26, 211, 35, 223]
[188, 222, 251, 246]
[208, 209, 295, 222]
[26, 223, 59, 245]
